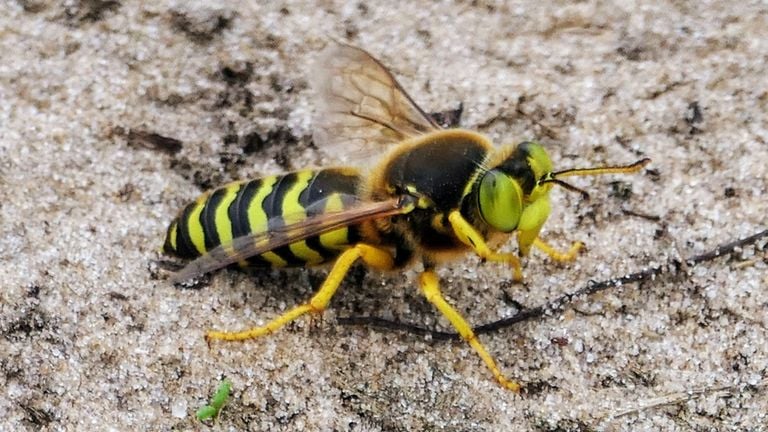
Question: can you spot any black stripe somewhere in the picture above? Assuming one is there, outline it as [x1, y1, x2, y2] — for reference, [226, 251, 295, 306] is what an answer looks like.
[302, 169, 362, 260]
[230, 179, 260, 238]
[200, 188, 229, 251]
[261, 173, 307, 266]
[227, 178, 273, 267]
[262, 172, 298, 223]
[299, 171, 338, 261]
[162, 220, 178, 255]
[175, 203, 201, 258]
[305, 235, 337, 260]
[303, 168, 360, 206]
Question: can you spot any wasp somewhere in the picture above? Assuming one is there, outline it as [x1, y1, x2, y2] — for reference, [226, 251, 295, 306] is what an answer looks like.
[163, 43, 650, 391]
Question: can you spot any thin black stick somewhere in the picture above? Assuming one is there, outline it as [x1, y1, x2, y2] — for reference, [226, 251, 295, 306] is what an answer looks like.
[337, 228, 768, 341]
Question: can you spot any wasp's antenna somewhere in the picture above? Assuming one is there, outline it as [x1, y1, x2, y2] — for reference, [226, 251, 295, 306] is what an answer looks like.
[541, 157, 650, 200]
[551, 158, 651, 179]
[540, 178, 590, 200]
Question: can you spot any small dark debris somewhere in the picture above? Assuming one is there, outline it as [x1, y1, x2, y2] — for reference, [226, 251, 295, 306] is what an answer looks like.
[416, 29, 432, 45]
[169, 8, 234, 43]
[646, 81, 686, 100]
[21, 403, 55, 427]
[533, 417, 593, 432]
[223, 133, 239, 146]
[219, 151, 246, 170]
[274, 149, 292, 170]
[645, 168, 661, 182]
[242, 131, 268, 154]
[501, 288, 526, 311]
[730, 352, 749, 372]
[269, 73, 299, 94]
[108, 291, 129, 301]
[172, 270, 211, 290]
[116, 183, 137, 202]
[617, 44, 644, 61]
[429, 103, 464, 128]
[550, 336, 569, 346]
[169, 157, 222, 191]
[622, 208, 662, 222]
[4, 308, 48, 341]
[219, 62, 253, 85]
[724, 187, 737, 198]
[630, 368, 657, 387]
[242, 127, 299, 154]
[17, 0, 47, 13]
[144, 85, 186, 106]
[344, 20, 359, 39]
[685, 101, 703, 125]
[126, 129, 183, 155]
[2, 357, 24, 380]
[27, 285, 41, 298]
[608, 180, 634, 200]
[523, 379, 560, 398]
[62, 0, 121, 23]
[685, 101, 704, 134]
[212, 84, 254, 113]
[151, 259, 185, 273]
[593, 144, 607, 153]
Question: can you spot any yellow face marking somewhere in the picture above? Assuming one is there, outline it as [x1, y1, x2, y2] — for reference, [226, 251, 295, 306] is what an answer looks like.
[283, 171, 324, 264]
[246, 176, 287, 267]
[319, 193, 350, 251]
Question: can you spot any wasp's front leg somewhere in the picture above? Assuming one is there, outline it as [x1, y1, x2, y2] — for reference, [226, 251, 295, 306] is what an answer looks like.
[447, 211, 523, 282]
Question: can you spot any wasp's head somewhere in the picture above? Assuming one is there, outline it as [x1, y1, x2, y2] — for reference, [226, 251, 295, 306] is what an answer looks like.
[474, 141, 649, 233]
[475, 142, 553, 233]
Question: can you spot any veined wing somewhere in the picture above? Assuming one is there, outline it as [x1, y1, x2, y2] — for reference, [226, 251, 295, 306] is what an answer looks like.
[311, 42, 441, 164]
[170, 196, 412, 283]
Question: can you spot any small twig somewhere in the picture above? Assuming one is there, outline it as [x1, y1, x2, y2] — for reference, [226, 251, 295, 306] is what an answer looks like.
[337, 228, 768, 340]
[602, 377, 768, 421]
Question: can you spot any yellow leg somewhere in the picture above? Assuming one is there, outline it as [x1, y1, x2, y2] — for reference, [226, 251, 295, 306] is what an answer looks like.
[447, 211, 523, 282]
[206, 244, 394, 343]
[419, 270, 521, 392]
[533, 238, 583, 262]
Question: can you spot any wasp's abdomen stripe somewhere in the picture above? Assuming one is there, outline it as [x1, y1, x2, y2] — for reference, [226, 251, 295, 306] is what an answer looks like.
[201, 185, 239, 251]
[168, 195, 207, 258]
[164, 168, 363, 267]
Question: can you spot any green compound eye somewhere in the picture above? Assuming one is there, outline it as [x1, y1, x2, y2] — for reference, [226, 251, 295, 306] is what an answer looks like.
[477, 169, 523, 233]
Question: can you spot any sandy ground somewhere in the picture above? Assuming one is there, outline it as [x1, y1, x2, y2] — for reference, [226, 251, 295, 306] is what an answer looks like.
[1, 1, 767, 431]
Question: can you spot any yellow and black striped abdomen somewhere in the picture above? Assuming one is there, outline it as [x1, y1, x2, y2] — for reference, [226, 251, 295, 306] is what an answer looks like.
[163, 167, 363, 267]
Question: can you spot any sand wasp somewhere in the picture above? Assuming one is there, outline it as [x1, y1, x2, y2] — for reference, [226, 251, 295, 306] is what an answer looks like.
[164, 42, 649, 391]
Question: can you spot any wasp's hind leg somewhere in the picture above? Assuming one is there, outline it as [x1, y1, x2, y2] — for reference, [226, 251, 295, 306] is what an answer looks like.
[205, 244, 394, 343]
[418, 269, 521, 392]
[532, 237, 583, 262]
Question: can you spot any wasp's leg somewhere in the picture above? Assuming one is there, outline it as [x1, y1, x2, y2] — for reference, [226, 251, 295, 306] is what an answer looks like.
[418, 269, 521, 392]
[206, 244, 394, 343]
[447, 210, 523, 281]
[532, 237, 583, 262]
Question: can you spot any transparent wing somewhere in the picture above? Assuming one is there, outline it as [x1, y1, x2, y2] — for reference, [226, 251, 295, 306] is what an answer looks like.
[311, 42, 441, 164]
[170, 196, 411, 283]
